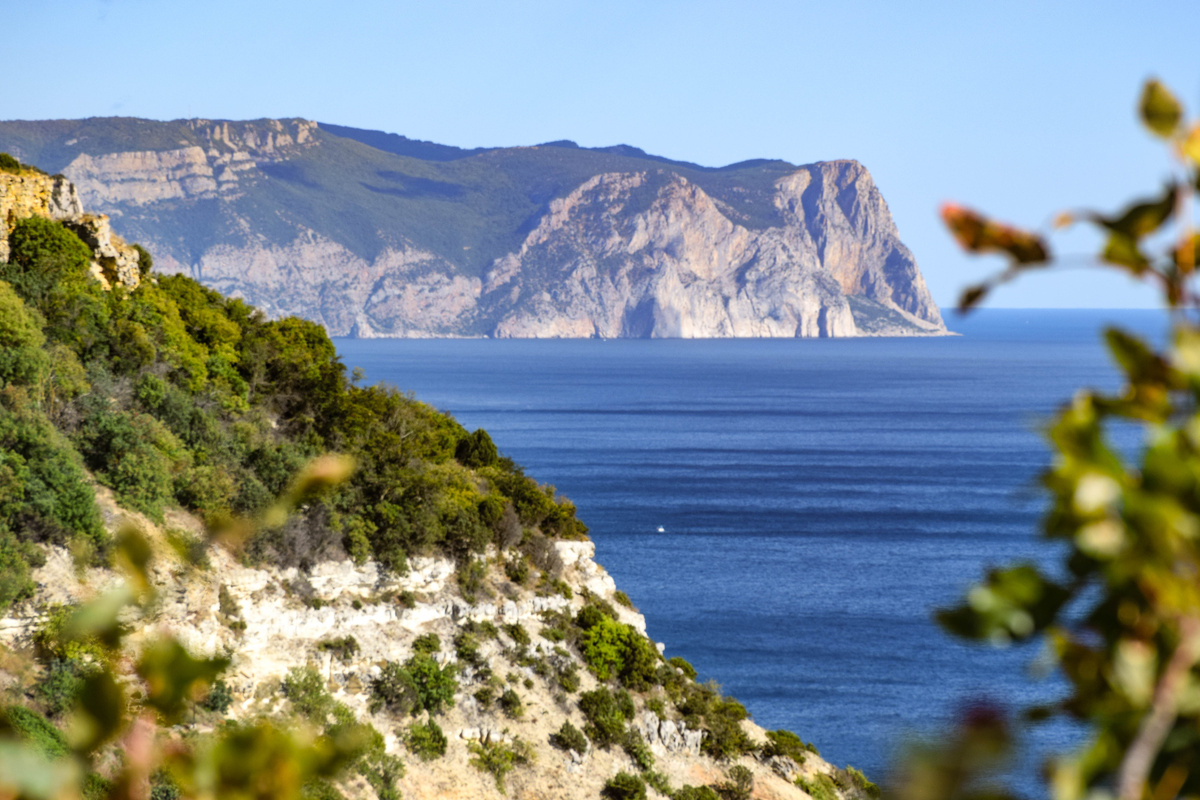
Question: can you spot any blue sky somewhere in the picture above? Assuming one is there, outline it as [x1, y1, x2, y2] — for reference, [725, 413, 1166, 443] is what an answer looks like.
[5, 0, 1199, 309]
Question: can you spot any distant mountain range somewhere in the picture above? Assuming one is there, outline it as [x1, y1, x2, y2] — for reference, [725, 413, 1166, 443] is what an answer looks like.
[0, 117, 946, 337]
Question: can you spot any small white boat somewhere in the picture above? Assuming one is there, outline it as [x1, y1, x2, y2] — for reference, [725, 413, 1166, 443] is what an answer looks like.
[656, 525, 665, 533]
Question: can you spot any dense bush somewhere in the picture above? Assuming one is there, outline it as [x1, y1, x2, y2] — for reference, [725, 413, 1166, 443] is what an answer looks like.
[578, 687, 632, 748]
[200, 678, 233, 714]
[1, 704, 69, 758]
[0, 153, 21, 174]
[622, 728, 654, 771]
[370, 651, 457, 717]
[34, 659, 87, 717]
[603, 772, 647, 800]
[455, 428, 497, 468]
[576, 605, 661, 689]
[405, 718, 447, 760]
[797, 774, 839, 800]
[760, 729, 814, 764]
[673, 786, 720, 800]
[549, 720, 588, 754]
[283, 666, 336, 722]
[716, 765, 753, 800]
[498, 688, 524, 719]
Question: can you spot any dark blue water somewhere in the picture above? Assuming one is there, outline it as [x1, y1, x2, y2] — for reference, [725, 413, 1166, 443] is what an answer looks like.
[333, 309, 1168, 782]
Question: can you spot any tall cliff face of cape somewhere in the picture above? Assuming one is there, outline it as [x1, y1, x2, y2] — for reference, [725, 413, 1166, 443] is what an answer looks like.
[0, 118, 945, 337]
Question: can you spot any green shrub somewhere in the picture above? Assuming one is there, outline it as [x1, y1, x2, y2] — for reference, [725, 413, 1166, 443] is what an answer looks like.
[317, 636, 360, 662]
[200, 678, 234, 714]
[149, 770, 181, 800]
[2, 704, 69, 758]
[645, 770, 673, 796]
[549, 720, 588, 754]
[674, 786, 720, 800]
[82, 774, 112, 800]
[668, 656, 697, 680]
[369, 662, 420, 715]
[283, 666, 334, 722]
[74, 398, 189, 522]
[578, 687, 629, 748]
[411, 632, 440, 656]
[0, 527, 37, 611]
[716, 765, 753, 800]
[701, 698, 752, 760]
[623, 728, 655, 771]
[455, 428, 498, 468]
[499, 688, 523, 719]
[579, 612, 661, 690]
[761, 729, 811, 764]
[371, 653, 457, 717]
[0, 280, 49, 390]
[300, 779, 344, 800]
[837, 766, 880, 799]
[474, 685, 497, 708]
[35, 658, 86, 717]
[503, 623, 531, 648]
[504, 554, 530, 585]
[797, 774, 839, 800]
[457, 557, 487, 602]
[2, 217, 105, 348]
[405, 718, 447, 761]
[453, 631, 483, 667]
[0, 153, 21, 174]
[0, 404, 104, 547]
[406, 653, 457, 715]
[614, 590, 634, 609]
[468, 737, 533, 795]
[603, 772, 647, 800]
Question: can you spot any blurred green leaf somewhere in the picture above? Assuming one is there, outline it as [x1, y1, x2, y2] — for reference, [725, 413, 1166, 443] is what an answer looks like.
[136, 639, 229, 723]
[67, 669, 125, 754]
[112, 525, 154, 600]
[1092, 184, 1176, 240]
[1101, 231, 1149, 273]
[0, 739, 81, 799]
[63, 585, 136, 652]
[1139, 79, 1183, 138]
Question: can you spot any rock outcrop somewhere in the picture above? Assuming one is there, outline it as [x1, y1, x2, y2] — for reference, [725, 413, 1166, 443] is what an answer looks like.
[0, 117, 947, 337]
[1, 166, 143, 289]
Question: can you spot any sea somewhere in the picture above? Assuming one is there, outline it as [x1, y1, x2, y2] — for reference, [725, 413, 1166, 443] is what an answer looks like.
[332, 309, 1169, 786]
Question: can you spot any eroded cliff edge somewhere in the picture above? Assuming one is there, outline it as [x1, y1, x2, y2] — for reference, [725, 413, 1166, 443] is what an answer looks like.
[0, 118, 946, 338]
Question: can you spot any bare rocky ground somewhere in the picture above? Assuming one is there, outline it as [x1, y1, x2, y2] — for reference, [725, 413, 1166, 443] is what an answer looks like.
[0, 485, 872, 800]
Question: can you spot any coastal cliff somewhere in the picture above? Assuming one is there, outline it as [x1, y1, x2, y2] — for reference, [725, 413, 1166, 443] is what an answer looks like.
[0, 158, 878, 800]
[0, 118, 946, 338]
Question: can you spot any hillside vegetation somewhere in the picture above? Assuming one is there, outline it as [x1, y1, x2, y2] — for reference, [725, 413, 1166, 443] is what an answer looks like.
[0, 154, 873, 800]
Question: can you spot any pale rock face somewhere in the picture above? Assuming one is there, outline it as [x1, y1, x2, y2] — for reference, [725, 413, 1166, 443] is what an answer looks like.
[66, 147, 221, 206]
[487, 171, 861, 338]
[151, 231, 479, 337]
[774, 161, 943, 327]
[62, 119, 319, 208]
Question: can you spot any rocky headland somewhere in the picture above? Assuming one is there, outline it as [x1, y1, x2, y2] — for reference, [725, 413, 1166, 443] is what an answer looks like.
[0, 118, 946, 338]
